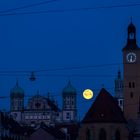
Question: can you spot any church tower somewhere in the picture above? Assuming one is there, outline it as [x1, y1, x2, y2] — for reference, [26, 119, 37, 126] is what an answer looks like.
[10, 81, 24, 122]
[114, 70, 124, 111]
[62, 81, 77, 122]
[123, 21, 140, 120]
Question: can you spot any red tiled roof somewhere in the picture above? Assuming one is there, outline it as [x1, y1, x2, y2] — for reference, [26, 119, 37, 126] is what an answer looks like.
[82, 88, 126, 123]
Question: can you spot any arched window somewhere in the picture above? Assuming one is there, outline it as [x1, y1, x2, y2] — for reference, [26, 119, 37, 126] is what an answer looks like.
[129, 82, 131, 88]
[130, 92, 133, 98]
[115, 130, 120, 140]
[132, 82, 135, 88]
[86, 129, 90, 140]
[99, 128, 106, 140]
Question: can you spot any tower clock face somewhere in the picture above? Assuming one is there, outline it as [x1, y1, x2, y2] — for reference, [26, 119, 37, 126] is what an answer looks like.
[126, 52, 136, 63]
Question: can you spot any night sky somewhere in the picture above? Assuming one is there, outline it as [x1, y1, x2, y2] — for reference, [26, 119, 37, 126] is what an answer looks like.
[0, 0, 140, 119]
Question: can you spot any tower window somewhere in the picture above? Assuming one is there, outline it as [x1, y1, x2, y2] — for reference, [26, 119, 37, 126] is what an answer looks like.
[129, 33, 134, 39]
[129, 82, 131, 88]
[132, 82, 135, 88]
[130, 92, 133, 98]
[129, 82, 135, 88]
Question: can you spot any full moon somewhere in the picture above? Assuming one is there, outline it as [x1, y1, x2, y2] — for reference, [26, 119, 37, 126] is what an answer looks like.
[83, 89, 93, 100]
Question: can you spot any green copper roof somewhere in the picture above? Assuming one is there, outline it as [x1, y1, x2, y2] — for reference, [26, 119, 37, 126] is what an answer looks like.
[10, 81, 24, 98]
[63, 81, 76, 94]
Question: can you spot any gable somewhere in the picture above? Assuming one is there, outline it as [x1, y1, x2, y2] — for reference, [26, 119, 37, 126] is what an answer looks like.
[82, 88, 126, 123]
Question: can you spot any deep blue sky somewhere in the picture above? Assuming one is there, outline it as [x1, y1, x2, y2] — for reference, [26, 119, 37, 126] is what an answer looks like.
[0, 0, 140, 119]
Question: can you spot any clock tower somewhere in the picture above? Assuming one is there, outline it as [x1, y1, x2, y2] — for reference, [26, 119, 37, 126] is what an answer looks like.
[123, 21, 140, 120]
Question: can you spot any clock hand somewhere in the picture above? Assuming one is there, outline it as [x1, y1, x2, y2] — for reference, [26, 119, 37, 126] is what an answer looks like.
[130, 55, 133, 62]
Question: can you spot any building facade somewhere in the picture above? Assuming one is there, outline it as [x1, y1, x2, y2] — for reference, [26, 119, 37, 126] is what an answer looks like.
[0, 111, 32, 140]
[78, 88, 129, 140]
[10, 81, 77, 126]
[122, 21, 140, 139]
[78, 21, 140, 140]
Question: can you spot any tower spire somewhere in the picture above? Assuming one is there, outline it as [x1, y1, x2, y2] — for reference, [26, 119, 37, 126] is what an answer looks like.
[123, 20, 139, 50]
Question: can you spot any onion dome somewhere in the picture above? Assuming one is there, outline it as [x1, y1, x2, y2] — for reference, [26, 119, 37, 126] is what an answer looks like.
[63, 81, 76, 95]
[10, 81, 24, 99]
